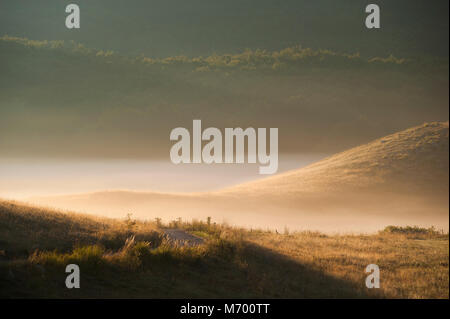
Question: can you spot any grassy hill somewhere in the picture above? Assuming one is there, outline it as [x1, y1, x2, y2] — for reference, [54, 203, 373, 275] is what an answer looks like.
[31, 122, 449, 232]
[222, 121, 449, 196]
[0, 200, 448, 298]
[0, 200, 160, 258]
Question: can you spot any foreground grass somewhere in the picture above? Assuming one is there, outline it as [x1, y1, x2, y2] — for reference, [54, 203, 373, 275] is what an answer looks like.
[243, 229, 448, 298]
[0, 200, 448, 298]
[179, 220, 449, 299]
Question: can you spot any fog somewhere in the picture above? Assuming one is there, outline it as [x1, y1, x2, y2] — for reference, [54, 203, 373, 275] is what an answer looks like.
[26, 187, 449, 234]
[18, 122, 448, 234]
[0, 154, 325, 199]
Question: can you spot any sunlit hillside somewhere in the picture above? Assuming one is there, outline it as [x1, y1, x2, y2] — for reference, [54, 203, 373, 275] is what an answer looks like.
[222, 121, 449, 197]
[30, 122, 449, 232]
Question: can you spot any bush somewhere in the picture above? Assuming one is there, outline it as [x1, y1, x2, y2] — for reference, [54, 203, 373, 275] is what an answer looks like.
[381, 225, 446, 239]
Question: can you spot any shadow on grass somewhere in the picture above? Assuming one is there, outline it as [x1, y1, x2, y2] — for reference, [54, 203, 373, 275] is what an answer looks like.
[1, 239, 375, 298]
[200, 241, 375, 298]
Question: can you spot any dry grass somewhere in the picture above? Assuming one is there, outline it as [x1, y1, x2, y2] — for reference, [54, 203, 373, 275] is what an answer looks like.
[0, 201, 448, 298]
[0, 200, 161, 257]
[241, 229, 448, 298]
[175, 220, 449, 298]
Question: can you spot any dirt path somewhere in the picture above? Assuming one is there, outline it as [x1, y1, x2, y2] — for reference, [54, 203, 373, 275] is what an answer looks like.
[163, 229, 204, 246]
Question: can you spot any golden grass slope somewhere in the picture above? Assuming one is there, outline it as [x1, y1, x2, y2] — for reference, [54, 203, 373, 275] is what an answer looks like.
[221, 121, 449, 197]
[0, 200, 160, 257]
[0, 199, 448, 298]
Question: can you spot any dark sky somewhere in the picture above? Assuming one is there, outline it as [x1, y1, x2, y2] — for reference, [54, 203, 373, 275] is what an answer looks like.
[0, 1, 448, 160]
[0, 0, 448, 58]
